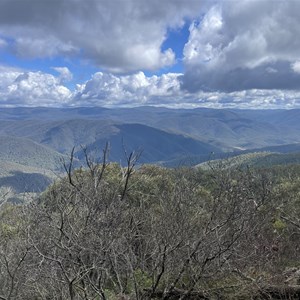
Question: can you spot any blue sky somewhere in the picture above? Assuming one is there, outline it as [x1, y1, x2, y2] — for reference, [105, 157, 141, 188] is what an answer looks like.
[1, 0, 300, 109]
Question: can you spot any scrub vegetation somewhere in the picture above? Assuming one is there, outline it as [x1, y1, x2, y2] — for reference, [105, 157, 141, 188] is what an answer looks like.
[0, 148, 300, 299]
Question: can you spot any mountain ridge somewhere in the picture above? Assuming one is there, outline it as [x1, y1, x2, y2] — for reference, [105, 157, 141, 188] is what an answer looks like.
[2, 106, 300, 195]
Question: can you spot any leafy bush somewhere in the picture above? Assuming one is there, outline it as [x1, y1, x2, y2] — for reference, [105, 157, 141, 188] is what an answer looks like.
[0, 150, 300, 299]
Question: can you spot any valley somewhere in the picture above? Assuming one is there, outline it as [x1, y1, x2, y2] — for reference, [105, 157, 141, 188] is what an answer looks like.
[1, 106, 300, 198]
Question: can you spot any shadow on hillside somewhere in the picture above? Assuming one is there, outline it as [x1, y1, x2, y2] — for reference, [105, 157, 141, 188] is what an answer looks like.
[0, 171, 53, 194]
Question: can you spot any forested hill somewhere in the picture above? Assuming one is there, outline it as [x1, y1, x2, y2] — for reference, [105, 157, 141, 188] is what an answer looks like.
[2, 107, 300, 196]
[2, 107, 300, 150]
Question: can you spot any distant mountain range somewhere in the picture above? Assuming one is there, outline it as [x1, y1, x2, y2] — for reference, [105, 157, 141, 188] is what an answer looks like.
[2, 106, 300, 148]
[2, 106, 300, 197]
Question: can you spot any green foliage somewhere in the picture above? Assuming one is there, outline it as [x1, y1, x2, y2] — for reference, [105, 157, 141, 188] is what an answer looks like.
[2, 156, 300, 299]
[273, 218, 287, 231]
[128, 269, 152, 292]
[0, 204, 22, 239]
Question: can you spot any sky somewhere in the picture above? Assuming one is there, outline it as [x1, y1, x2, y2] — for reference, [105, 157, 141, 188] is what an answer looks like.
[1, 0, 300, 109]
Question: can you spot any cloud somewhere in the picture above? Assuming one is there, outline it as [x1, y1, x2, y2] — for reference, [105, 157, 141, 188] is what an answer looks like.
[182, 0, 300, 92]
[52, 67, 73, 82]
[73, 71, 182, 106]
[0, 38, 7, 48]
[1, 66, 300, 109]
[14, 36, 78, 58]
[291, 61, 300, 74]
[0, 66, 71, 106]
[73, 71, 300, 109]
[1, 0, 300, 109]
[0, 0, 202, 73]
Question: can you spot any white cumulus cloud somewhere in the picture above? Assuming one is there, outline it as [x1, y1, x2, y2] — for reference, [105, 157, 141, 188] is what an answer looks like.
[0, 0, 202, 73]
[1, 66, 300, 109]
[291, 61, 300, 74]
[2, 0, 300, 109]
[0, 66, 72, 106]
[73, 71, 182, 106]
[182, 0, 300, 92]
[52, 67, 73, 82]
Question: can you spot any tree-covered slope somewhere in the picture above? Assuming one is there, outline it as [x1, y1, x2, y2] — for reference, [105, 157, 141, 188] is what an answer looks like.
[77, 123, 220, 164]
[0, 119, 222, 164]
[0, 135, 66, 170]
[0, 160, 55, 195]
[198, 150, 300, 170]
[2, 106, 300, 150]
